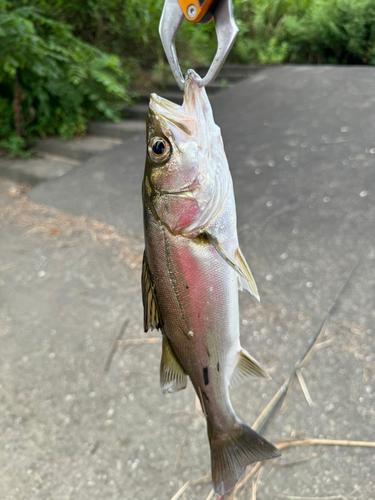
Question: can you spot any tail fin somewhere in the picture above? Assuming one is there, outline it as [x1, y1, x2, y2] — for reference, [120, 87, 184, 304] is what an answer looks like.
[208, 419, 280, 496]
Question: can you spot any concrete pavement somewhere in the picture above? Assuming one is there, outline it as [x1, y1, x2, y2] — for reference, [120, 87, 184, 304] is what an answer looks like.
[1, 66, 375, 500]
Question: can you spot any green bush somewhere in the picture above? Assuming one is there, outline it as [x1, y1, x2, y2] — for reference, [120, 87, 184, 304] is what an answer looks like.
[3, 0, 375, 156]
[231, 0, 375, 65]
[21, 0, 215, 80]
[15, 0, 167, 72]
[282, 0, 375, 64]
[0, 0, 130, 156]
[136, 0, 375, 71]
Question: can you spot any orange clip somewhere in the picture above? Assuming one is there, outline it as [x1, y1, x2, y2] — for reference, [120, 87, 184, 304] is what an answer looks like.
[177, 0, 216, 23]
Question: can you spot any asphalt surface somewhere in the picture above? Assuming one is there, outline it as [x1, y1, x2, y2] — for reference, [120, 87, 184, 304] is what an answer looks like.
[1, 66, 375, 500]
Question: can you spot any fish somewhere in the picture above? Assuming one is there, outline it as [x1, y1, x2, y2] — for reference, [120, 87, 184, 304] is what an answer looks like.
[142, 69, 280, 496]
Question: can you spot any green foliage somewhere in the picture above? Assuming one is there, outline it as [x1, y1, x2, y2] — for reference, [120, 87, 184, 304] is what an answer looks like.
[282, 0, 375, 64]
[140, 0, 375, 70]
[231, 0, 375, 65]
[15, 0, 167, 69]
[4, 0, 375, 156]
[0, 1, 130, 156]
[19, 0, 217, 77]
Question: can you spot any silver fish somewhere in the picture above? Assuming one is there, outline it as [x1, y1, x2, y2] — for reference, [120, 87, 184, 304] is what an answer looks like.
[142, 70, 280, 496]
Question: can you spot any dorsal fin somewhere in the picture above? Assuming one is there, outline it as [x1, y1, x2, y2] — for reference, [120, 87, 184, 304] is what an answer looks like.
[142, 252, 161, 332]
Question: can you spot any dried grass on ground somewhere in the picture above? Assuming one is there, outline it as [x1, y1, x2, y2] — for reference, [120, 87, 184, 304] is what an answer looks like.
[0, 178, 143, 271]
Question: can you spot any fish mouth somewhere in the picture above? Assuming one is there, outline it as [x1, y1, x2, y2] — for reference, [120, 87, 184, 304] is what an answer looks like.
[149, 93, 180, 113]
[148, 71, 207, 138]
[148, 69, 216, 142]
[149, 94, 194, 137]
[149, 69, 200, 114]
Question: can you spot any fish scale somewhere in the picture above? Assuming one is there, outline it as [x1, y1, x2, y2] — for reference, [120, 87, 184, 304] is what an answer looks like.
[142, 69, 280, 496]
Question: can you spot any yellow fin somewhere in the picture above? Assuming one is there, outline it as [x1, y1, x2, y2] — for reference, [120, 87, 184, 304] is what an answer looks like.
[142, 252, 161, 332]
[160, 335, 188, 394]
[229, 349, 270, 390]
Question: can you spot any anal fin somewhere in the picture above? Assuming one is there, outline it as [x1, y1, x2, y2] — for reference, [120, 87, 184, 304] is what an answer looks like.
[230, 348, 270, 390]
[160, 335, 188, 394]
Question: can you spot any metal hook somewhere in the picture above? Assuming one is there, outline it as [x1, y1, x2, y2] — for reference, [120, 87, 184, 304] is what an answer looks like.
[159, 0, 238, 91]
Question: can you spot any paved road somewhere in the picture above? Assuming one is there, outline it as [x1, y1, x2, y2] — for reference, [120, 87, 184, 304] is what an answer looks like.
[1, 66, 375, 499]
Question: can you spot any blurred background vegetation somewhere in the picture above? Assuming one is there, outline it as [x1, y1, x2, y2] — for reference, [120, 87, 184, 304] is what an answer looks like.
[2, 0, 375, 156]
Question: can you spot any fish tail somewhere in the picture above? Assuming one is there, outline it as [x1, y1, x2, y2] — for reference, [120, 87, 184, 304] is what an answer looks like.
[208, 419, 280, 496]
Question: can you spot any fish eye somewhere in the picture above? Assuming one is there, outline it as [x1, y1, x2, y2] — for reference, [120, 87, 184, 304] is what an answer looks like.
[148, 137, 170, 163]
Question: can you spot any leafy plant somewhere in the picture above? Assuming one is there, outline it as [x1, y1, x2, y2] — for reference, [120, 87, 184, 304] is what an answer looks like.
[282, 0, 375, 64]
[4, 0, 375, 156]
[0, 0, 130, 156]
[231, 0, 375, 65]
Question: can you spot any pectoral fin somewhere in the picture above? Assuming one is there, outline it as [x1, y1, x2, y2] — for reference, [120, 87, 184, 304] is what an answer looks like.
[142, 252, 161, 332]
[234, 248, 260, 301]
[230, 349, 270, 390]
[206, 234, 260, 301]
[160, 335, 188, 394]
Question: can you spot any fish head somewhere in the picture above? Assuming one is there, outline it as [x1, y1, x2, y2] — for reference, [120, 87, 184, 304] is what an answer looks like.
[145, 93, 199, 196]
[143, 70, 231, 235]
